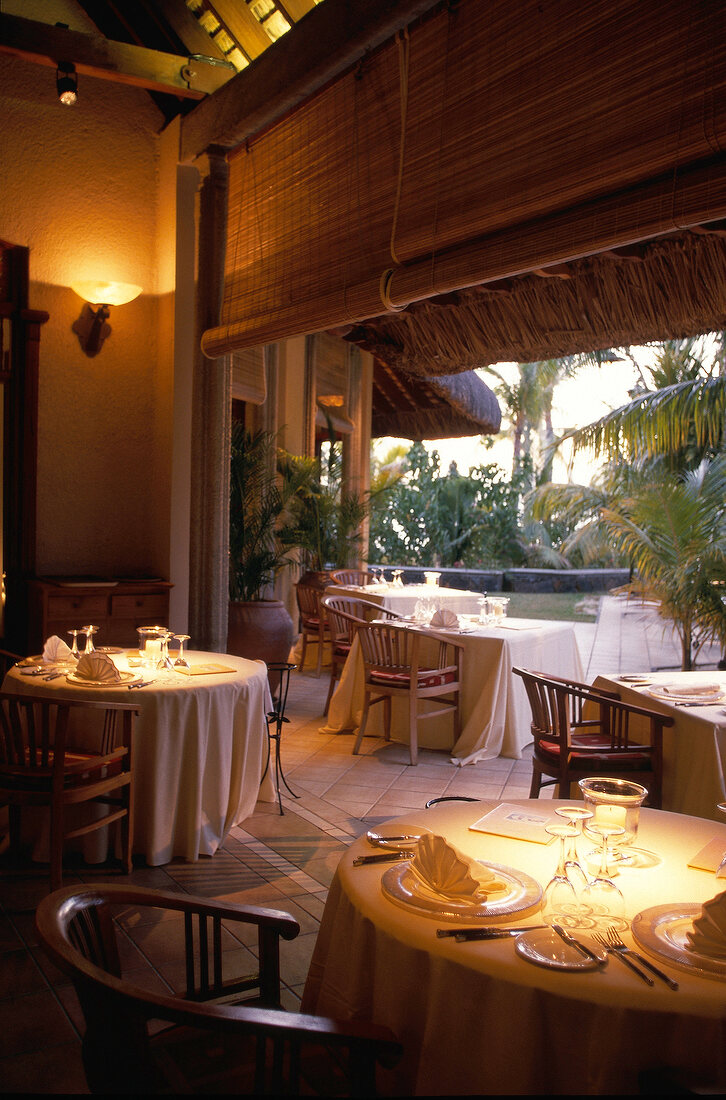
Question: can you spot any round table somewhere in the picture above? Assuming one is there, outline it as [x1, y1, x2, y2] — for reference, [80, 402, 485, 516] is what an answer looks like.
[302, 799, 726, 1095]
[3, 650, 275, 866]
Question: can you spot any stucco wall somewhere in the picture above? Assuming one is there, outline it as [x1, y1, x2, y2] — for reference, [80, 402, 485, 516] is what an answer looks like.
[0, 44, 175, 579]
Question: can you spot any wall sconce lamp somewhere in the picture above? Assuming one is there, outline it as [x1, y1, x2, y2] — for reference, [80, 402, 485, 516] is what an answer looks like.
[56, 63, 78, 106]
[71, 281, 142, 357]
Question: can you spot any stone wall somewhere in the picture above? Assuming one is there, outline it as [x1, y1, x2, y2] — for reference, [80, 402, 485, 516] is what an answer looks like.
[372, 565, 629, 593]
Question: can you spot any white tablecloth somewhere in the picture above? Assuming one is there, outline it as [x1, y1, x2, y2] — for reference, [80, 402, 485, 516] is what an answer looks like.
[595, 671, 726, 823]
[3, 650, 275, 865]
[321, 618, 583, 763]
[302, 798, 726, 1095]
[326, 582, 485, 618]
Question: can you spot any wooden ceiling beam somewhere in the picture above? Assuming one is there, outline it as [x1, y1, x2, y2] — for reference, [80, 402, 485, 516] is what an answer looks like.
[180, 0, 442, 162]
[0, 12, 233, 98]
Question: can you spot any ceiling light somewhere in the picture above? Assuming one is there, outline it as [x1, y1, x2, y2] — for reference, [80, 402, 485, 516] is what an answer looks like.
[56, 63, 78, 106]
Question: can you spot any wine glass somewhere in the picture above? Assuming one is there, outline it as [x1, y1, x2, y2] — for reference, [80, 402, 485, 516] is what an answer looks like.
[581, 822, 628, 931]
[81, 625, 98, 655]
[541, 823, 579, 928]
[173, 634, 191, 668]
[554, 805, 594, 903]
[67, 629, 80, 660]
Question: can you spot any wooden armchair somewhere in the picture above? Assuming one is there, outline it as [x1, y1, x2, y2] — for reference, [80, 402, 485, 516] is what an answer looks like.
[321, 596, 403, 715]
[512, 667, 673, 804]
[329, 569, 378, 586]
[35, 883, 402, 1096]
[0, 692, 138, 890]
[353, 622, 464, 765]
[295, 582, 331, 676]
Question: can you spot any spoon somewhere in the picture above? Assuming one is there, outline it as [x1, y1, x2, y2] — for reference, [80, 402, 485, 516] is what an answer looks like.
[366, 830, 423, 847]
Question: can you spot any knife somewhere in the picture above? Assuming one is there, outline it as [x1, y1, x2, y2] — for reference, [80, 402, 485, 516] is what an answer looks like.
[552, 924, 607, 965]
[352, 850, 415, 866]
[437, 925, 546, 940]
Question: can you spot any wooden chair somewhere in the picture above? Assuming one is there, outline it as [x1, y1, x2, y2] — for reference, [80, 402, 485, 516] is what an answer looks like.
[512, 667, 673, 805]
[329, 569, 378, 586]
[353, 621, 464, 765]
[0, 692, 138, 890]
[321, 596, 403, 715]
[35, 883, 402, 1097]
[295, 582, 331, 676]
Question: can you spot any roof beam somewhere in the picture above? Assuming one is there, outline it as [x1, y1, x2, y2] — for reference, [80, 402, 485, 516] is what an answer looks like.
[0, 13, 233, 98]
[180, 0, 442, 162]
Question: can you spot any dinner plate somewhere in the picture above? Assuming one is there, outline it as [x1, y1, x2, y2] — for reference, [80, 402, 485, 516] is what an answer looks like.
[66, 670, 139, 687]
[632, 904, 726, 980]
[381, 860, 542, 923]
[617, 675, 652, 684]
[94, 646, 124, 654]
[646, 685, 724, 704]
[515, 927, 601, 971]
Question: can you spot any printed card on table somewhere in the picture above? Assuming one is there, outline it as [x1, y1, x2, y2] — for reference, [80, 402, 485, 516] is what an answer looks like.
[177, 664, 237, 676]
[469, 802, 558, 843]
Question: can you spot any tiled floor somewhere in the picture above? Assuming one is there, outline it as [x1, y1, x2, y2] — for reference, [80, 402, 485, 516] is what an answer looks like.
[0, 596, 720, 1092]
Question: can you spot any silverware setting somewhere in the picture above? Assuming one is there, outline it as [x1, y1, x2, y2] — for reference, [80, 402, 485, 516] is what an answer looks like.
[592, 932, 654, 984]
[352, 850, 415, 866]
[437, 925, 546, 941]
[366, 830, 423, 846]
[127, 680, 154, 690]
[604, 926, 679, 989]
[552, 924, 607, 965]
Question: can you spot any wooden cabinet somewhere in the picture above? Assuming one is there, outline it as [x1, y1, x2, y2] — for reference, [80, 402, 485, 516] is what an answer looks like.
[28, 578, 173, 652]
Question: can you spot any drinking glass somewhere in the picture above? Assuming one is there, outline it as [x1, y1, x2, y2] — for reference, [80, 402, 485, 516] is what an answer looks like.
[541, 823, 579, 927]
[478, 596, 491, 625]
[392, 570, 404, 588]
[579, 777, 648, 868]
[67, 629, 80, 659]
[554, 805, 593, 901]
[81, 625, 98, 655]
[173, 634, 191, 668]
[581, 822, 628, 931]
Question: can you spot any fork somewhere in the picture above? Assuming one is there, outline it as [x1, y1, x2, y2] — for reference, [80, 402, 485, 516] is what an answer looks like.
[605, 927, 679, 989]
[592, 932, 654, 985]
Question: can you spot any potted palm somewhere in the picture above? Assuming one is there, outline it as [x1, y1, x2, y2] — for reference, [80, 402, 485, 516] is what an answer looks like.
[227, 423, 311, 664]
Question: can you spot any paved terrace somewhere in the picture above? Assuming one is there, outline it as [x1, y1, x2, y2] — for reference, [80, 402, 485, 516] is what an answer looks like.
[0, 595, 721, 1091]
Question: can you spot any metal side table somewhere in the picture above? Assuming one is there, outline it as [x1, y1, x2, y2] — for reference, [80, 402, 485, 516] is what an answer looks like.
[263, 662, 299, 815]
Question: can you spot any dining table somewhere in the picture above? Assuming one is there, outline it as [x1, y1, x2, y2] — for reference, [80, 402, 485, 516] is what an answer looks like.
[325, 581, 486, 618]
[302, 797, 726, 1096]
[3, 649, 275, 866]
[593, 670, 726, 824]
[321, 614, 584, 764]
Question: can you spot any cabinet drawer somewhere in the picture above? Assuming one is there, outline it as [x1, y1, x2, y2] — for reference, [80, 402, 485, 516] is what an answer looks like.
[111, 594, 169, 620]
[47, 594, 109, 617]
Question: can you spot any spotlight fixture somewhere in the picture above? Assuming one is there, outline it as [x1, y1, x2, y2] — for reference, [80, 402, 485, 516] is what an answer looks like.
[56, 63, 78, 106]
[71, 281, 142, 357]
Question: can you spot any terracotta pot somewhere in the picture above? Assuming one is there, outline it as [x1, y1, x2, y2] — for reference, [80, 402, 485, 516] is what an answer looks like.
[227, 600, 294, 667]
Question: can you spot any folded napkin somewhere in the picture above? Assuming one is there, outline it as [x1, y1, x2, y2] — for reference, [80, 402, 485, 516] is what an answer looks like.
[74, 652, 121, 683]
[429, 608, 458, 629]
[42, 635, 73, 662]
[686, 890, 726, 957]
[410, 833, 507, 902]
[662, 683, 720, 696]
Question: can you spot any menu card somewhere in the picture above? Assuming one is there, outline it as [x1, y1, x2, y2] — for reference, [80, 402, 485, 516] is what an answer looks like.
[469, 802, 559, 844]
[177, 664, 237, 676]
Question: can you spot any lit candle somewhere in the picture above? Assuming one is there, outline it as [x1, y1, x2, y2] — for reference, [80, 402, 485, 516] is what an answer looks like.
[145, 639, 161, 662]
[595, 804, 627, 828]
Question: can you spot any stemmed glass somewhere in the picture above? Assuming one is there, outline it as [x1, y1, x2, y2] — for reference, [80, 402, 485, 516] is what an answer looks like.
[173, 634, 191, 668]
[581, 822, 628, 931]
[541, 822, 579, 927]
[67, 629, 81, 660]
[81, 625, 98, 655]
[554, 805, 593, 898]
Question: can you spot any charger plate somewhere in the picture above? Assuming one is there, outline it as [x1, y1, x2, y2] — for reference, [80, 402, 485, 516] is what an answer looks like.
[632, 904, 726, 980]
[515, 928, 601, 971]
[646, 685, 724, 705]
[66, 670, 138, 687]
[381, 860, 541, 923]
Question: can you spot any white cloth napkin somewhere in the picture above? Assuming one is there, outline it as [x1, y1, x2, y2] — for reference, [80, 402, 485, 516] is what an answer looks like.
[410, 833, 507, 901]
[42, 635, 73, 662]
[662, 683, 720, 696]
[429, 608, 458, 629]
[74, 652, 121, 683]
[686, 890, 726, 957]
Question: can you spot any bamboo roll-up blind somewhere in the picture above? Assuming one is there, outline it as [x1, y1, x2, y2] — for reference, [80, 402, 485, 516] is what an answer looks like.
[202, 0, 726, 359]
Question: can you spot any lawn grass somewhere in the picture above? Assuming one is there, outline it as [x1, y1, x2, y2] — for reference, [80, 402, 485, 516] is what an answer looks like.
[501, 591, 605, 622]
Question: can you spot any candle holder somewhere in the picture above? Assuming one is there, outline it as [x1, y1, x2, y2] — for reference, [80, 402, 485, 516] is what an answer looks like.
[578, 777, 648, 874]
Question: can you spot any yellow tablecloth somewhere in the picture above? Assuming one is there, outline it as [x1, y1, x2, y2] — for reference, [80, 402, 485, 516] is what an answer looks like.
[303, 798, 726, 1095]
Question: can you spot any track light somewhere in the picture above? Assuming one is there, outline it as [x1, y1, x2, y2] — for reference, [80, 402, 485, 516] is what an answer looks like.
[56, 63, 78, 106]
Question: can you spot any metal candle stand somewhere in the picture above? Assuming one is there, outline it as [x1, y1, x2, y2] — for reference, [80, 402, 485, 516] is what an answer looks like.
[263, 662, 299, 815]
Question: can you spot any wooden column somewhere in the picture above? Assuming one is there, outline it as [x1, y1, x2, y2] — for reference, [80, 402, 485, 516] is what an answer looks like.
[189, 147, 231, 652]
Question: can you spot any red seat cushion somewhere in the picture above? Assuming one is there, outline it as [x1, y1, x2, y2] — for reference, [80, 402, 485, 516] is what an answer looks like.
[371, 668, 457, 689]
[538, 735, 651, 767]
[333, 642, 351, 658]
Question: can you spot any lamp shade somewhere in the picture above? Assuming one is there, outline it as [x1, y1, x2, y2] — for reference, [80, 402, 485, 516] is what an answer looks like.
[71, 280, 142, 307]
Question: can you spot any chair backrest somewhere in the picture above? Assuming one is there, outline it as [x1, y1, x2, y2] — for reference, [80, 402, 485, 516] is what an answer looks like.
[322, 596, 402, 647]
[35, 883, 401, 1097]
[329, 569, 377, 586]
[295, 582, 322, 619]
[0, 692, 137, 776]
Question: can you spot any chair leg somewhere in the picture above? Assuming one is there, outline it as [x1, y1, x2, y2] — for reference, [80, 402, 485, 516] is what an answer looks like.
[383, 696, 391, 741]
[120, 786, 133, 876]
[315, 624, 323, 677]
[353, 691, 372, 754]
[49, 806, 64, 893]
[299, 630, 308, 672]
[323, 667, 337, 715]
[408, 693, 418, 765]
[529, 765, 542, 798]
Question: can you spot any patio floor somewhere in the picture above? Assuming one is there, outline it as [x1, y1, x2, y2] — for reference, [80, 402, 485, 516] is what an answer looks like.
[0, 595, 720, 1092]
